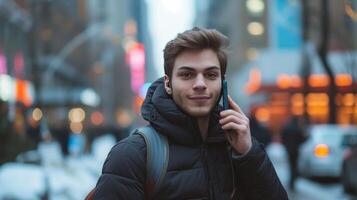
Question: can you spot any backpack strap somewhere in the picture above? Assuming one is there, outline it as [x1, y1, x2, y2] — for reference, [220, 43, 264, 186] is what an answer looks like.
[135, 126, 169, 200]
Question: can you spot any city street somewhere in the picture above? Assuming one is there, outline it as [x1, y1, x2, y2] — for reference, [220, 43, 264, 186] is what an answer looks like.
[1, 0, 357, 199]
[267, 143, 357, 200]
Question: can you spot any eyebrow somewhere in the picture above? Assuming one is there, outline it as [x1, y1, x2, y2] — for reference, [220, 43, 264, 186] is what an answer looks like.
[177, 66, 220, 71]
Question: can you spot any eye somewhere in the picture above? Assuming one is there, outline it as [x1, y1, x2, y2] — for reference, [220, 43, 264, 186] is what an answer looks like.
[206, 72, 219, 80]
[178, 71, 194, 79]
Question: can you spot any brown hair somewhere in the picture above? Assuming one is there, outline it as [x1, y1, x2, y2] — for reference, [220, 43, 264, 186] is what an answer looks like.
[163, 27, 229, 79]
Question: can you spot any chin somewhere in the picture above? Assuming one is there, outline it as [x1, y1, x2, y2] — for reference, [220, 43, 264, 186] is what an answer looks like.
[186, 108, 212, 118]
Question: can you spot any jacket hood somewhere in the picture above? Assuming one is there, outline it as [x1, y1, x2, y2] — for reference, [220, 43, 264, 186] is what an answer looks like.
[141, 77, 225, 146]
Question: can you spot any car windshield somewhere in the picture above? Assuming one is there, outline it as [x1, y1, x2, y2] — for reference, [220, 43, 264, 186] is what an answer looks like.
[312, 128, 345, 145]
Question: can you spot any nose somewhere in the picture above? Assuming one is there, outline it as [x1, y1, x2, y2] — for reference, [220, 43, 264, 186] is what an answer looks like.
[193, 74, 207, 91]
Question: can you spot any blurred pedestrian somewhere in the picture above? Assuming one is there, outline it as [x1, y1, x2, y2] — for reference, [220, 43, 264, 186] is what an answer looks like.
[25, 110, 41, 144]
[90, 27, 288, 199]
[281, 116, 305, 191]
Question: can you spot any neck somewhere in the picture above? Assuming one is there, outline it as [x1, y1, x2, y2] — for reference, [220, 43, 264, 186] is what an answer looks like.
[197, 116, 210, 141]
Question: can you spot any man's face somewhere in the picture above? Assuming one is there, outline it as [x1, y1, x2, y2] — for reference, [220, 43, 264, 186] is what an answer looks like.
[165, 48, 222, 118]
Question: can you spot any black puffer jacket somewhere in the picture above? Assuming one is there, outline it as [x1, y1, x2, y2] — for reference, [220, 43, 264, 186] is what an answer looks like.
[93, 78, 288, 200]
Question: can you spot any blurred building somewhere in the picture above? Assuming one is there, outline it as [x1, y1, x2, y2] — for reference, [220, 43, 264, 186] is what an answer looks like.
[0, 0, 36, 163]
[194, 0, 357, 134]
[0, 0, 154, 159]
[195, 0, 269, 76]
[0, 0, 34, 117]
[86, 0, 155, 127]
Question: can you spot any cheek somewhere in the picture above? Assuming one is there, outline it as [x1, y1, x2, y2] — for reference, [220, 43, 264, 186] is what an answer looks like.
[210, 82, 222, 96]
[171, 79, 189, 94]
[171, 84, 184, 102]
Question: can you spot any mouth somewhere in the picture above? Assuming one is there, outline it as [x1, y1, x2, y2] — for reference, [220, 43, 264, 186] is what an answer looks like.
[188, 95, 211, 100]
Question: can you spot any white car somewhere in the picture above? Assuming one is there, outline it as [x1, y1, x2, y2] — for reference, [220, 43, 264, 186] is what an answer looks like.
[298, 124, 357, 178]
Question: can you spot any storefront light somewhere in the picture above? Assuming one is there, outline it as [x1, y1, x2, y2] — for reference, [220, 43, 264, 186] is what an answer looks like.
[342, 107, 353, 114]
[307, 107, 329, 115]
[80, 88, 100, 107]
[255, 107, 270, 122]
[68, 108, 85, 123]
[306, 93, 329, 106]
[247, 22, 264, 36]
[308, 75, 329, 87]
[291, 106, 304, 115]
[0, 74, 15, 101]
[32, 108, 43, 121]
[70, 122, 83, 134]
[277, 74, 291, 89]
[343, 93, 354, 106]
[335, 74, 352, 87]
[291, 93, 304, 106]
[91, 111, 104, 126]
[116, 109, 133, 128]
[246, 0, 265, 15]
[290, 75, 302, 88]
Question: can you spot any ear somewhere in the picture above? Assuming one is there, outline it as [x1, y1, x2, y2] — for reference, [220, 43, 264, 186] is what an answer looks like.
[164, 75, 172, 94]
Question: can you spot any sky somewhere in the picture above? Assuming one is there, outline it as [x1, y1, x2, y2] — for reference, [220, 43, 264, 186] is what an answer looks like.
[145, 0, 195, 77]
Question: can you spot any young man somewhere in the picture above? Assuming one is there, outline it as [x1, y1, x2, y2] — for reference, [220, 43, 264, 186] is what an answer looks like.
[92, 27, 288, 199]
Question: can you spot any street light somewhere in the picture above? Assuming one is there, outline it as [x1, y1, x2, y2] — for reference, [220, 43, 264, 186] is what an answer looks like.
[80, 88, 100, 107]
[247, 22, 264, 36]
[246, 0, 265, 16]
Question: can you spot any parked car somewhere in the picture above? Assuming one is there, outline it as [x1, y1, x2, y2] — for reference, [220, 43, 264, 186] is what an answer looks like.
[341, 133, 357, 194]
[298, 125, 357, 178]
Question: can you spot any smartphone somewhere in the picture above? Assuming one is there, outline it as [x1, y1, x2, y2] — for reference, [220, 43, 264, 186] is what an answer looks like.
[222, 79, 229, 110]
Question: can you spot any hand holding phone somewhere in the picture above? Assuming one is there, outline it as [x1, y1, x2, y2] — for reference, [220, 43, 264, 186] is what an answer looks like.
[219, 80, 252, 154]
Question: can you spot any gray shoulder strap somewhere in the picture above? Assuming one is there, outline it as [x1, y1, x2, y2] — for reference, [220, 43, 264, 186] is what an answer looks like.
[136, 126, 169, 198]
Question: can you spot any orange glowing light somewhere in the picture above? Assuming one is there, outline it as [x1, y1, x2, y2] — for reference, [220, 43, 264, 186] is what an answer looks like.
[135, 96, 144, 107]
[255, 107, 270, 122]
[291, 93, 304, 106]
[277, 74, 291, 89]
[307, 107, 329, 115]
[335, 74, 352, 87]
[291, 106, 304, 115]
[91, 111, 104, 126]
[70, 122, 83, 134]
[116, 109, 133, 128]
[343, 93, 355, 106]
[291, 93, 304, 115]
[291, 75, 302, 88]
[15, 80, 32, 106]
[306, 93, 329, 106]
[314, 144, 329, 158]
[244, 68, 261, 95]
[308, 75, 329, 87]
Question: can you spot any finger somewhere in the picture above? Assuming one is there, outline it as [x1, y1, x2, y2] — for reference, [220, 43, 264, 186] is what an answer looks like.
[221, 122, 247, 132]
[220, 109, 248, 121]
[219, 115, 248, 126]
[228, 95, 244, 114]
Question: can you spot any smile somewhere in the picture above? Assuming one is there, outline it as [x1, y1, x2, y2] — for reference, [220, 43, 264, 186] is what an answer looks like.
[188, 95, 211, 100]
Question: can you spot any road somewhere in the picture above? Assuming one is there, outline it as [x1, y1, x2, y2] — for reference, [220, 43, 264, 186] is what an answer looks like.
[266, 143, 357, 200]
